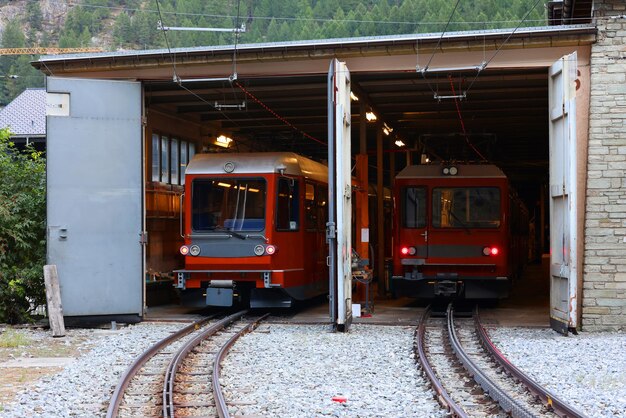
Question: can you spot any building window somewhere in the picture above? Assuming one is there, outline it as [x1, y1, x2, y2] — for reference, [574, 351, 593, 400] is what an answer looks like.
[160, 136, 169, 183]
[151, 134, 160, 182]
[170, 138, 179, 185]
[151, 133, 195, 186]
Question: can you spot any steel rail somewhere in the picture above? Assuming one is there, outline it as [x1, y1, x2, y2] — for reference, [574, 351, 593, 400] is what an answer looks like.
[106, 315, 216, 418]
[474, 308, 588, 418]
[446, 303, 536, 418]
[213, 313, 271, 418]
[162, 310, 248, 418]
[415, 307, 468, 418]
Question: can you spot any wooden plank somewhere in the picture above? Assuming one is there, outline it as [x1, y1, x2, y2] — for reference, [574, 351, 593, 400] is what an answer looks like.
[43, 265, 66, 337]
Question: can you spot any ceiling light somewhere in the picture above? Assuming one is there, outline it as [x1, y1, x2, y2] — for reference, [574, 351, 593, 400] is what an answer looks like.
[383, 123, 393, 136]
[215, 134, 232, 148]
[366, 111, 377, 122]
[395, 140, 405, 147]
[350, 92, 359, 101]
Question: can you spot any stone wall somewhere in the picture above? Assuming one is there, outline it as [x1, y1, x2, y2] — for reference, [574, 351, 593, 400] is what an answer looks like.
[584, 0, 626, 331]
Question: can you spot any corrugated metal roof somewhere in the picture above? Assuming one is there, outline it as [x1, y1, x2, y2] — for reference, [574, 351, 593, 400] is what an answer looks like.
[37, 24, 596, 63]
[0, 88, 46, 138]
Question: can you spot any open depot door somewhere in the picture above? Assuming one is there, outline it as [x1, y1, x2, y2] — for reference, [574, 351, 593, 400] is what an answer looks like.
[327, 59, 352, 332]
[46, 77, 144, 319]
[548, 53, 579, 334]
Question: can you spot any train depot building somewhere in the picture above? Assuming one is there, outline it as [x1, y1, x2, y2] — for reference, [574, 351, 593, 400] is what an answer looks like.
[35, 0, 626, 332]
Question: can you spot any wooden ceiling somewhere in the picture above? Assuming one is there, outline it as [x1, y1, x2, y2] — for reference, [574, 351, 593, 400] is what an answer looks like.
[145, 66, 550, 186]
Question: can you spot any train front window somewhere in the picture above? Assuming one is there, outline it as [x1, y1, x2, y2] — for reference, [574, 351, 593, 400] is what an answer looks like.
[192, 178, 266, 232]
[432, 187, 501, 228]
[402, 187, 426, 228]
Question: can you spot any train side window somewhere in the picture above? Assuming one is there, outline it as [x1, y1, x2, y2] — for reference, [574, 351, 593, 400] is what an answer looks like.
[277, 178, 299, 231]
[305, 182, 317, 230]
[316, 184, 328, 231]
[402, 187, 426, 228]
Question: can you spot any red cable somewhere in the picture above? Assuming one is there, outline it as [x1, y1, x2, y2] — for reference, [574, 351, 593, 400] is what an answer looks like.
[448, 75, 487, 161]
[234, 81, 327, 146]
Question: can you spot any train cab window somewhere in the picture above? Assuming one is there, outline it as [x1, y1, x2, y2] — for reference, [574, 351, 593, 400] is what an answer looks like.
[276, 178, 299, 231]
[402, 187, 426, 228]
[192, 178, 266, 232]
[432, 187, 501, 228]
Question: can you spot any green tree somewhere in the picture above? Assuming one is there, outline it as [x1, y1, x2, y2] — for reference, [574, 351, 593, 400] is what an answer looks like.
[0, 20, 27, 105]
[26, 1, 43, 31]
[0, 129, 46, 324]
[113, 12, 133, 47]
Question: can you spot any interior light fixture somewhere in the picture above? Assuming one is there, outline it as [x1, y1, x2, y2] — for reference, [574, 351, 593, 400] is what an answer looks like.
[215, 134, 233, 148]
[395, 139, 406, 147]
[366, 111, 377, 122]
[350, 91, 359, 101]
[383, 123, 394, 136]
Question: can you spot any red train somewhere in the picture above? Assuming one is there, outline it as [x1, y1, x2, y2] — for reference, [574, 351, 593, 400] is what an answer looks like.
[391, 164, 528, 299]
[175, 152, 329, 308]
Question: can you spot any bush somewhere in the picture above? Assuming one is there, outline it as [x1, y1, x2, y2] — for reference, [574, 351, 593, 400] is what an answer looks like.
[0, 129, 46, 324]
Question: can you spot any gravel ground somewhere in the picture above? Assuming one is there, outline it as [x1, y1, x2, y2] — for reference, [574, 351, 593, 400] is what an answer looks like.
[0, 322, 624, 417]
[488, 327, 626, 418]
[220, 324, 444, 418]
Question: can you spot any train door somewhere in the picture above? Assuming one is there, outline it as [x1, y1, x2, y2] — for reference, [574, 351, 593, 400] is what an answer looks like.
[400, 186, 429, 260]
[46, 77, 143, 318]
[548, 53, 579, 334]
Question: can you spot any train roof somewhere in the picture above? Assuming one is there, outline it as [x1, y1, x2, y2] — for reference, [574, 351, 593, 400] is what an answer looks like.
[186, 152, 329, 183]
[396, 164, 507, 179]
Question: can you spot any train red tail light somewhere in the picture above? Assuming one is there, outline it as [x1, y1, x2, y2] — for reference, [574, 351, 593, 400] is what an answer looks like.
[265, 245, 276, 255]
[180, 245, 190, 255]
[400, 246, 416, 256]
[483, 246, 499, 256]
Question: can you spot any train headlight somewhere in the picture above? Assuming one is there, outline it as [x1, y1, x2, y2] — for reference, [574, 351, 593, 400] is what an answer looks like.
[483, 246, 499, 256]
[442, 166, 458, 176]
[189, 245, 201, 256]
[254, 245, 265, 256]
[180, 245, 190, 255]
[265, 245, 277, 255]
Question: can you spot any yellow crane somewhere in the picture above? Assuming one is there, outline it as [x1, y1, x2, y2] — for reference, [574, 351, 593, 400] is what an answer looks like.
[0, 47, 103, 55]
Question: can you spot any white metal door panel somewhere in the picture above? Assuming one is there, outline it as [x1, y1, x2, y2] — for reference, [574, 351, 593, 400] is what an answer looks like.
[548, 53, 578, 334]
[334, 60, 352, 331]
[327, 59, 352, 331]
[46, 77, 143, 317]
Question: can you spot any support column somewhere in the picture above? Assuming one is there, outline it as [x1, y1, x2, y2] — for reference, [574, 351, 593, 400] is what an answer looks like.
[376, 126, 385, 297]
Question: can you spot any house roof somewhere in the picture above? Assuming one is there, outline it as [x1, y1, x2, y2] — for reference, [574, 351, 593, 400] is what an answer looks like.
[0, 88, 46, 138]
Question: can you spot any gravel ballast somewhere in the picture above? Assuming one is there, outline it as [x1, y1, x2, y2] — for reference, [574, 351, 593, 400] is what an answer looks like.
[0, 322, 625, 417]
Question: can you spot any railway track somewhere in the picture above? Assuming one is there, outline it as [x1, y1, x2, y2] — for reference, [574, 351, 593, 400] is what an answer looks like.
[106, 310, 268, 418]
[416, 303, 587, 418]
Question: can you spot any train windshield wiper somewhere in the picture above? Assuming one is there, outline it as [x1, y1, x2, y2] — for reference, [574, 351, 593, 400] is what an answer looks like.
[211, 225, 247, 240]
[449, 210, 471, 234]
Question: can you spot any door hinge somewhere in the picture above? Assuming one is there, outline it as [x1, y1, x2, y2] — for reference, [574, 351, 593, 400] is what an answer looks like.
[139, 231, 148, 245]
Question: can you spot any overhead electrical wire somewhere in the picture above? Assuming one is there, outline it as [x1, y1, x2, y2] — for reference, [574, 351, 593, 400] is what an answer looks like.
[464, 0, 544, 94]
[448, 75, 487, 162]
[153, 0, 325, 151]
[234, 81, 326, 146]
